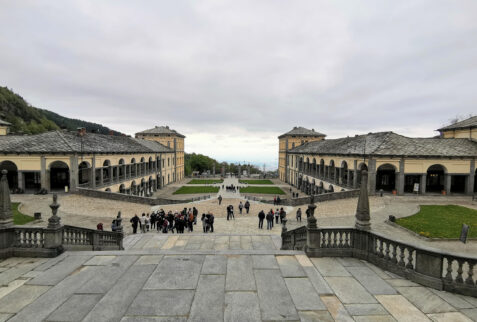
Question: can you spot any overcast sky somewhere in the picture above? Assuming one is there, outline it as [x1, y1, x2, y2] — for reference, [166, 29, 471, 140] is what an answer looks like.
[1, 1, 476, 169]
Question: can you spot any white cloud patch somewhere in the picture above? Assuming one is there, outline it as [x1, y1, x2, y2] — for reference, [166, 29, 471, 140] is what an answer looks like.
[1, 0, 476, 169]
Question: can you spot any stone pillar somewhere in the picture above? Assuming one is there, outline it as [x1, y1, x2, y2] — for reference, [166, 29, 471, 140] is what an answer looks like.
[445, 174, 451, 195]
[355, 170, 371, 230]
[40, 156, 48, 191]
[353, 160, 358, 189]
[44, 194, 64, 256]
[367, 159, 376, 195]
[397, 158, 405, 195]
[347, 170, 352, 187]
[420, 174, 427, 194]
[100, 167, 104, 187]
[0, 170, 13, 228]
[91, 155, 96, 188]
[337, 168, 342, 185]
[17, 171, 24, 191]
[466, 159, 475, 195]
[69, 155, 79, 192]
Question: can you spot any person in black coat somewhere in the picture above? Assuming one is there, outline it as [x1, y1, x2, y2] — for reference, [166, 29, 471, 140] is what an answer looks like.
[258, 210, 265, 229]
[130, 214, 139, 234]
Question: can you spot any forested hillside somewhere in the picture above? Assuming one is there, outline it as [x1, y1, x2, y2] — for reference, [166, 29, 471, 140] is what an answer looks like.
[0, 86, 121, 135]
[184, 152, 262, 176]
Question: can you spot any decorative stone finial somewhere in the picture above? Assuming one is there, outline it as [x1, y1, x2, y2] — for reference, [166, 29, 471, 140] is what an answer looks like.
[306, 204, 317, 229]
[355, 169, 371, 230]
[0, 170, 13, 228]
[115, 211, 123, 233]
[47, 194, 62, 229]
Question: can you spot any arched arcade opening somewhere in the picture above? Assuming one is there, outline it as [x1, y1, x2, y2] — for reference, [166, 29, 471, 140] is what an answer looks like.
[50, 161, 69, 191]
[376, 164, 396, 192]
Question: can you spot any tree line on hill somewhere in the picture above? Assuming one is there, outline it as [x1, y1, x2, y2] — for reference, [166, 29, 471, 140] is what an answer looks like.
[184, 153, 262, 176]
[0, 86, 122, 135]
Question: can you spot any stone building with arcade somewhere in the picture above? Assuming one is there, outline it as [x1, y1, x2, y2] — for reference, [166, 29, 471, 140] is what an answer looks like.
[279, 116, 477, 196]
[0, 125, 185, 195]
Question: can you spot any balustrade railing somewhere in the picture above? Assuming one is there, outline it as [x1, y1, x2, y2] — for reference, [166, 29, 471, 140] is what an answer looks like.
[13, 227, 45, 248]
[282, 225, 477, 297]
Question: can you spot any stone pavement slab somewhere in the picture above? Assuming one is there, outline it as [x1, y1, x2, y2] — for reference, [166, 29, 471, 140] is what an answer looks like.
[225, 255, 256, 291]
[396, 286, 456, 314]
[0, 279, 28, 299]
[346, 266, 397, 295]
[254, 269, 299, 321]
[0, 285, 50, 314]
[46, 294, 103, 322]
[82, 264, 156, 322]
[8, 266, 100, 322]
[298, 310, 334, 322]
[189, 275, 225, 322]
[427, 312, 473, 322]
[376, 294, 431, 322]
[201, 254, 227, 274]
[0, 314, 12, 322]
[252, 254, 279, 269]
[311, 257, 351, 276]
[429, 288, 475, 309]
[284, 277, 326, 310]
[127, 290, 194, 316]
[353, 315, 396, 322]
[76, 255, 138, 293]
[144, 255, 203, 290]
[134, 255, 163, 265]
[224, 292, 261, 322]
[83, 255, 116, 266]
[461, 308, 477, 321]
[121, 317, 187, 322]
[325, 276, 377, 304]
[344, 303, 389, 316]
[28, 255, 91, 286]
[320, 295, 354, 322]
[276, 255, 306, 277]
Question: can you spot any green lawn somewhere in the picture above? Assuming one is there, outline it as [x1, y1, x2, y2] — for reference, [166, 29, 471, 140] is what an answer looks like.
[239, 186, 285, 195]
[187, 179, 223, 184]
[173, 186, 220, 195]
[239, 179, 274, 185]
[12, 202, 35, 225]
[396, 205, 477, 239]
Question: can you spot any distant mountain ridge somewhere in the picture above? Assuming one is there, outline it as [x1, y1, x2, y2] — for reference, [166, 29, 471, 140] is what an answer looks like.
[0, 86, 122, 135]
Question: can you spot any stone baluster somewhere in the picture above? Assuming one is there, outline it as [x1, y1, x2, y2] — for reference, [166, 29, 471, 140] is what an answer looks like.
[44, 194, 64, 256]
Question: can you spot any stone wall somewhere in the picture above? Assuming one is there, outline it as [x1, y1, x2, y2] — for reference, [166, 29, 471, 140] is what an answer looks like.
[249, 189, 360, 206]
[75, 188, 207, 205]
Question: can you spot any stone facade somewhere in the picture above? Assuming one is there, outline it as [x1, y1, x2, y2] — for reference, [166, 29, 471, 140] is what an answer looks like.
[280, 118, 477, 196]
[0, 128, 182, 196]
[135, 125, 185, 182]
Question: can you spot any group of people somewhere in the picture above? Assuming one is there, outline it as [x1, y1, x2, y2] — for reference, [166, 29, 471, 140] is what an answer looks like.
[257, 207, 287, 230]
[273, 195, 282, 205]
[129, 207, 215, 234]
[226, 200, 251, 220]
[224, 184, 238, 192]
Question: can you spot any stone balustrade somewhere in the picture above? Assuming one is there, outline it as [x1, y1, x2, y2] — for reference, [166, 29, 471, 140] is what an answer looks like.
[281, 225, 477, 297]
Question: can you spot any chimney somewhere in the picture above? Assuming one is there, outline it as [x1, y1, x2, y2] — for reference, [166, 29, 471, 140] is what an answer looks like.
[77, 127, 86, 137]
[109, 130, 114, 136]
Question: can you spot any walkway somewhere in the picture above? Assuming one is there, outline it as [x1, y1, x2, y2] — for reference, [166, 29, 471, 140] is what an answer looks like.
[0, 233, 476, 321]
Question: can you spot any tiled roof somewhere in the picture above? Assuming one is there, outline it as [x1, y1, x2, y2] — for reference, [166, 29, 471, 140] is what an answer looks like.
[135, 126, 185, 138]
[278, 127, 326, 139]
[0, 131, 174, 154]
[438, 116, 477, 131]
[0, 119, 11, 126]
[290, 132, 477, 157]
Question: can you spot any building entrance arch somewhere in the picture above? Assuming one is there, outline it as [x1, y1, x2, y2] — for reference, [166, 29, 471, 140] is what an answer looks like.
[50, 161, 70, 190]
[376, 164, 396, 192]
[426, 164, 446, 193]
[0, 161, 18, 190]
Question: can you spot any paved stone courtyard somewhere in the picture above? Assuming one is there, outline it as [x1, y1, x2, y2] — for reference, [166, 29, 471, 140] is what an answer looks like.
[0, 233, 476, 321]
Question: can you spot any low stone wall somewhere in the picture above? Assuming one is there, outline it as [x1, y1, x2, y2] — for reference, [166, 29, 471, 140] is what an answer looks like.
[75, 188, 209, 205]
[246, 189, 360, 206]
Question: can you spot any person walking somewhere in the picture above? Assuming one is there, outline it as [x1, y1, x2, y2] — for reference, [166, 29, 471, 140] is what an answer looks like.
[244, 200, 250, 214]
[238, 201, 243, 214]
[218, 195, 223, 205]
[193, 207, 198, 225]
[140, 214, 147, 233]
[275, 209, 280, 224]
[266, 210, 273, 230]
[296, 208, 302, 222]
[258, 210, 265, 229]
[279, 208, 286, 223]
[208, 212, 215, 232]
[145, 214, 150, 232]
